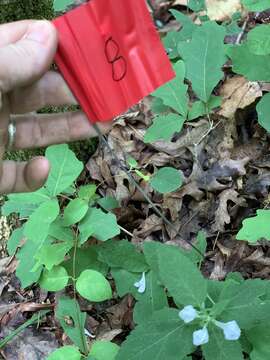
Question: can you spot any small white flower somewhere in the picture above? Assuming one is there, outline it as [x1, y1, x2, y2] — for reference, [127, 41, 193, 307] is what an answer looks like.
[134, 272, 146, 293]
[179, 305, 198, 323]
[215, 320, 241, 341]
[193, 327, 209, 346]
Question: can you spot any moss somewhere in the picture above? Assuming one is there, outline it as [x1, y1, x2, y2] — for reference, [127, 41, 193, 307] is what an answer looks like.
[0, 0, 54, 24]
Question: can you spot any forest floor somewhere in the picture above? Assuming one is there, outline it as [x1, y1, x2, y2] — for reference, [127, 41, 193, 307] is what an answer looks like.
[1, 1, 270, 359]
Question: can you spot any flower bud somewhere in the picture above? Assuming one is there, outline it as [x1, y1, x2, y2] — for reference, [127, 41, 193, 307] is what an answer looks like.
[215, 320, 241, 340]
[179, 305, 198, 323]
[193, 327, 209, 346]
[134, 272, 146, 294]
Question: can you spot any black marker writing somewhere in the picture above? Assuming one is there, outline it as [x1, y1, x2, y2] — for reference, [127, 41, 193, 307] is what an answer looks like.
[105, 37, 127, 81]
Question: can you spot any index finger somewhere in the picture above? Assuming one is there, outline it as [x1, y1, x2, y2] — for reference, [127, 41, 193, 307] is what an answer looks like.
[0, 20, 35, 47]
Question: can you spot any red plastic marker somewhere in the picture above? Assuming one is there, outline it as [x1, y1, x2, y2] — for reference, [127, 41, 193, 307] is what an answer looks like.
[53, 0, 175, 123]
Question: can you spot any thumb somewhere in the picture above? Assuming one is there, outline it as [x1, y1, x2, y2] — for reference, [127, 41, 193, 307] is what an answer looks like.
[0, 20, 57, 94]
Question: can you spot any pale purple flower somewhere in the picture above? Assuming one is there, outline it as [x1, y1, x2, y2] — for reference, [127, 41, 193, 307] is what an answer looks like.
[215, 320, 241, 340]
[134, 272, 146, 293]
[179, 305, 198, 323]
[193, 327, 209, 346]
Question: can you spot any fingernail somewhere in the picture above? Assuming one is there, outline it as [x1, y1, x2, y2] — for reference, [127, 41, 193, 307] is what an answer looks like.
[26, 21, 51, 45]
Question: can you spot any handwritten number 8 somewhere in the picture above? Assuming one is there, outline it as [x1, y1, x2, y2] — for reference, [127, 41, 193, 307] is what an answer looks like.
[105, 37, 127, 81]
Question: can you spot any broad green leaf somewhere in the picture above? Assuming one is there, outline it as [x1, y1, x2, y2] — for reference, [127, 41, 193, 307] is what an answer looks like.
[39, 266, 69, 291]
[45, 144, 83, 196]
[227, 44, 270, 81]
[144, 114, 185, 143]
[188, 96, 221, 120]
[171, 10, 197, 40]
[247, 24, 270, 55]
[219, 279, 270, 329]
[16, 240, 43, 288]
[78, 184, 97, 202]
[2, 188, 50, 217]
[98, 196, 119, 211]
[98, 240, 148, 272]
[150, 167, 183, 193]
[49, 218, 74, 243]
[63, 199, 88, 227]
[35, 242, 72, 270]
[79, 208, 120, 243]
[157, 245, 207, 307]
[163, 31, 183, 59]
[241, 0, 270, 11]
[152, 60, 188, 116]
[246, 324, 270, 360]
[90, 341, 119, 360]
[56, 297, 87, 353]
[76, 269, 112, 302]
[188, 231, 207, 264]
[47, 346, 81, 360]
[24, 199, 59, 248]
[236, 209, 270, 243]
[133, 270, 168, 324]
[64, 246, 108, 278]
[256, 93, 270, 133]
[202, 326, 243, 360]
[116, 308, 194, 360]
[178, 22, 226, 102]
[151, 97, 171, 115]
[7, 227, 24, 256]
[111, 268, 142, 298]
[53, 0, 74, 12]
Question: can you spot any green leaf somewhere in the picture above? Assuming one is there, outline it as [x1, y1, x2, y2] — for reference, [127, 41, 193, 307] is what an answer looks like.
[171, 10, 197, 40]
[236, 209, 270, 243]
[246, 324, 270, 360]
[219, 279, 270, 329]
[163, 31, 182, 59]
[202, 326, 243, 360]
[178, 21, 226, 102]
[133, 270, 168, 324]
[64, 246, 108, 278]
[256, 93, 270, 133]
[78, 184, 97, 202]
[150, 167, 183, 194]
[2, 188, 50, 217]
[187, 0, 205, 11]
[152, 60, 188, 116]
[16, 240, 43, 288]
[39, 266, 69, 291]
[227, 44, 270, 81]
[188, 96, 221, 120]
[151, 97, 171, 115]
[7, 227, 24, 256]
[76, 269, 112, 302]
[157, 245, 207, 307]
[45, 144, 83, 196]
[56, 297, 87, 353]
[247, 24, 270, 55]
[49, 218, 74, 243]
[63, 199, 88, 227]
[111, 268, 142, 298]
[116, 308, 194, 360]
[241, 0, 270, 11]
[98, 240, 148, 272]
[144, 114, 185, 143]
[53, 0, 74, 12]
[35, 242, 72, 271]
[24, 199, 59, 248]
[79, 208, 120, 243]
[98, 196, 119, 211]
[90, 341, 119, 360]
[47, 346, 81, 360]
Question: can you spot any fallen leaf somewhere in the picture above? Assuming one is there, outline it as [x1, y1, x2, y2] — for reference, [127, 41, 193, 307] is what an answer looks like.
[205, 0, 243, 21]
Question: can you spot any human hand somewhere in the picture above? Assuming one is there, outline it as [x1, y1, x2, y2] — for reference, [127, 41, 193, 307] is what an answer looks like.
[0, 20, 110, 194]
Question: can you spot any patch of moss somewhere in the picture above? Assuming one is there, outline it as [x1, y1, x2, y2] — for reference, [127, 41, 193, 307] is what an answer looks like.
[0, 0, 54, 24]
